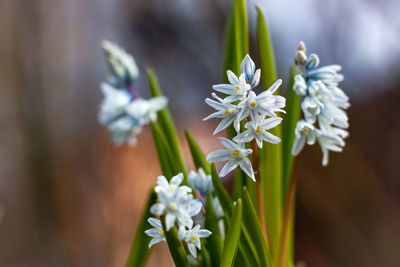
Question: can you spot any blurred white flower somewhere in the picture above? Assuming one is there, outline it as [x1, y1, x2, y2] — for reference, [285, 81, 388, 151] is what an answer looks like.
[98, 83, 131, 125]
[291, 120, 317, 156]
[125, 96, 168, 125]
[188, 168, 213, 197]
[206, 137, 254, 181]
[178, 225, 212, 258]
[155, 173, 192, 195]
[144, 218, 166, 248]
[102, 40, 139, 87]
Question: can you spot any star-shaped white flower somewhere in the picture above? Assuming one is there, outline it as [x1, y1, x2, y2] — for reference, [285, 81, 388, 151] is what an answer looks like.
[203, 93, 240, 134]
[155, 173, 192, 195]
[212, 71, 250, 102]
[178, 225, 212, 258]
[108, 116, 142, 146]
[98, 83, 132, 125]
[206, 137, 254, 181]
[236, 79, 284, 122]
[144, 218, 166, 248]
[233, 116, 282, 148]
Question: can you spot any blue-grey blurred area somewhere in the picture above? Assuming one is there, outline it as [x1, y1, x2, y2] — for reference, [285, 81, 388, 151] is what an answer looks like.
[0, 0, 399, 266]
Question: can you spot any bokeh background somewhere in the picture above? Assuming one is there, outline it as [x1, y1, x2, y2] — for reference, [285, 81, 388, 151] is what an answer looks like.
[1, 0, 400, 266]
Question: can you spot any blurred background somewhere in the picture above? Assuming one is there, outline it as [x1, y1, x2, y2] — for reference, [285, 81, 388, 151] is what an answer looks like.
[1, 0, 399, 266]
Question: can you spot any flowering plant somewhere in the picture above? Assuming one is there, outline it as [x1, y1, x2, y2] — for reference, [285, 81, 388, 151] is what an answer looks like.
[97, 0, 350, 266]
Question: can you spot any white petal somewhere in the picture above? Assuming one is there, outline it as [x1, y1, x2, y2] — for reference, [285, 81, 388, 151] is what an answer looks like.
[165, 213, 176, 230]
[213, 116, 235, 134]
[227, 70, 239, 85]
[198, 229, 212, 238]
[291, 134, 306, 156]
[150, 203, 165, 215]
[145, 229, 161, 237]
[205, 98, 227, 110]
[148, 217, 162, 229]
[262, 117, 283, 130]
[206, 150, 232, 162]
[188, 243, 197, 258]
[170, 173, 184, 186]
[219, 160, 238, 177]
[217, 137, 237, 150]
[212, 84, 234, 95]
[148, 237, 163, 248]
[266, 79, 282, 94]
[239, 157, 255, 181]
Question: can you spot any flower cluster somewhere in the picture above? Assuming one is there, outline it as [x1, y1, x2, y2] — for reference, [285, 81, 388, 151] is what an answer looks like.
[291, 42, 350, 165]
[205, 55, 286, 180]
[146, 173, 211, 258]
[99, 40, 167, 146]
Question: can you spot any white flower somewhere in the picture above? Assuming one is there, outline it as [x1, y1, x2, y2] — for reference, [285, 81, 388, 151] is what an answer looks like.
[144, 218, 166, 248]
[108, 116, 142, 146]
[236, 79, 284, 121]
[212, 71, 250, 102]
[240, 55, 260, 88]
[151, 174, 202, 230]
[291, 120, 317, 156]
[188, 168, 213, 197]
[233, 116, 282, 148]
[178, 225, 212, 258]
[102, 40, 139, 87]
[155, 173, 192, 195]
[206, 137, 254, 181]
[317, 131, 346, 166]
[203, 93, 240, 134]
[98, 83, 131, 125]
[125, 96, 168, 125]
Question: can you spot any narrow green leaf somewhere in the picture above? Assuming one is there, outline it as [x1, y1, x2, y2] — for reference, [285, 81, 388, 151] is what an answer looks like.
[205, 195, 223, 266]
[146, 67, 186, 176]
[185, 130, 210, 174]
[237, 227, 261, 266]
[221, 199, 243, 267]
[243, 187, 273, 266]
[281, 68, 299, 266]
[161, 219, 190, 267]
[126, 190, 157, 267]
[211, 163, 233, 215]
[150, 121, 178, 178]
[282, 67, 300, 201]
[256, 5, 282, 260]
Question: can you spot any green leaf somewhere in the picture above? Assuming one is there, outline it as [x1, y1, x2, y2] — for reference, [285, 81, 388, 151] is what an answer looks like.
[282, 67, 300, 201]
[126, 189, 157, 267]
[221, 199, 243, 267]
[281, 68, 299, 266]
[205, 195, 223, 266]
[146, 67, 186, 176]
[185, 130, 210, 174]
[161, 219, 190, 267]
[149, 121, 178, 179]
[242, 187, 273, 266]
[211, 163, 233, 216]
[256, 5, 282, 260]
[237, 228, 260, 266]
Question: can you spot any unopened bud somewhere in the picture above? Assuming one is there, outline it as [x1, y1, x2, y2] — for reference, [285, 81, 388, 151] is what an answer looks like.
[294, 50, 307, 65]
[297, 41, 306, 52]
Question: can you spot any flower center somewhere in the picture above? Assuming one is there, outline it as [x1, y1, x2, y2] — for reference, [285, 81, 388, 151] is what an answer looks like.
[231, 149, 241, 157]
[234, 85, 241, 94]
[168, 202, 177, 211]
[224, 109, 234, 115]
[249, 101, 257, 109]
[255, 125, 263, 134]
[159, 228, 164, 234]
[303, 127, 309, 134]
[168, 184, 177, 190]
[190, 234, 197, 242]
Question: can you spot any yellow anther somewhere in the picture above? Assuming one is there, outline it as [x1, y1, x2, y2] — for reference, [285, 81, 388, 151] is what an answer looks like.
[190, 234, 197, 242]
[231, 149, 241, 157]
[224, 109, 233, 115]
[249, 101, 257, 108]
[255, 125, 263, 134]
[159, 228, 164, 234]
[169, 184, 177, 190]
[303, 127, 309, 133]
[168, 202, 177, 211]
[234, 85, 241, 93]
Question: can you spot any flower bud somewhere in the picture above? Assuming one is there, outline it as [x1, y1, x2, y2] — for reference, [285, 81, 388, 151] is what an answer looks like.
[240, 54, 256, 82]
[297, 41, 306, 53]
[294, 50, 307, 65]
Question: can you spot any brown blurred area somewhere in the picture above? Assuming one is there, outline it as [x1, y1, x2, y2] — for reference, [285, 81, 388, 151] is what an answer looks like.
[0, 0, 399, 266]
